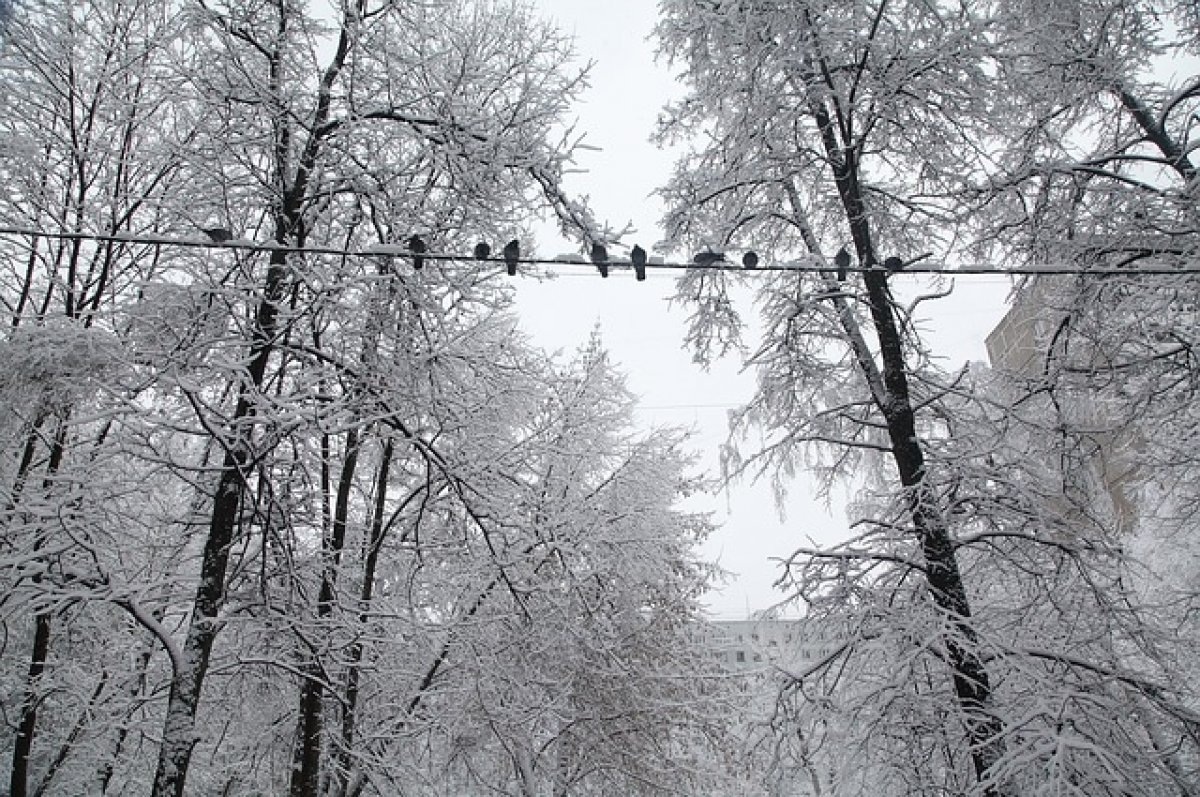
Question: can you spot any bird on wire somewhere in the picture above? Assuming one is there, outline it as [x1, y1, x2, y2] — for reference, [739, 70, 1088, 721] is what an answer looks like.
[631, 244, 647, 281]
[474, 241, 491, 261]
[407, 235, 427, 270]
[742, 251, 759, 269]
[883, 256, 905, 272]
[503, 239, 520, 276]
[693, 249, 725, 266]
[200, 226, 234, 243]
[590, 242, 609, 278]
[834, 247, 851, 281]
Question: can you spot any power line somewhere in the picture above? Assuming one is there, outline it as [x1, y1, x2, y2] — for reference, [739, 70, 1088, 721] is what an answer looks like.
[0, 225, 1195, 278]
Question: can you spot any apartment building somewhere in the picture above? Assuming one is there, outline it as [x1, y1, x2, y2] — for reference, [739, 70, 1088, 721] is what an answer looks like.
[984, 276, 1141, 533]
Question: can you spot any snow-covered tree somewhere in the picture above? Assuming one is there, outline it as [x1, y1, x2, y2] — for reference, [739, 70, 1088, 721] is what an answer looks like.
[973, 0, 1200, 547]
[0, 2, 736, 796]
[0, 3, 192, 794]
[655, 1, 1200, 795]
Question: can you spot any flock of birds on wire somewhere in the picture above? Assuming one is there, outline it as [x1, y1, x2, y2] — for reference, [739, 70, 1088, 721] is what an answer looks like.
[0, 223, 1171, 279]
[207, 227, 909, 282]
[392, 235, 904, 281]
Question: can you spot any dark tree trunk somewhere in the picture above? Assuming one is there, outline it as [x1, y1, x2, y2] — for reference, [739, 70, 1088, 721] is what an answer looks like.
[289, 660, 326, 797]
[335, 439, 394, 793]
[289, 429, 361, 797]
[9, 414, 69, 797]
[804, 64, 1008, 792]
[10, 612, 52, 797]
[150, 250, 290, 797]
[862, 268, 1006, 789]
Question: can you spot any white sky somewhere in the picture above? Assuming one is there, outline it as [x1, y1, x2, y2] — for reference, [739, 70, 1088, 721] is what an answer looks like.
[519, 0, 1013, 617]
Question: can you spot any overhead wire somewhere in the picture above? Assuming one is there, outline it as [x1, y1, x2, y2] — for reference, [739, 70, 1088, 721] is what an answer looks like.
[0, 226, 1195, 277]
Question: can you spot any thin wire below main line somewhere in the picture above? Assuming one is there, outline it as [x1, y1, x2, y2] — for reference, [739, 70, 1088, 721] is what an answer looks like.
[0, 226, 1195, 277]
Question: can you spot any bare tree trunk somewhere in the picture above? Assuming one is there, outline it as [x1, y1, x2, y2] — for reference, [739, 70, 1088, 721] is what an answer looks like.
[289, 429, 361, 797]
[289, 659, 326, 797]
[800, 56, 1008, 791]
[9, 414, 70, 797]
[335, 439, 395, 794]
[862, 268, 1006, 788]
[151, 2, 360, 787]
[10, 612, 53, 797]
[150, 250, 290, 797]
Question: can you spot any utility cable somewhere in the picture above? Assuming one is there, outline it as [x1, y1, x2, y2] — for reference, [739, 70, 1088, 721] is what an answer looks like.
[0, 226, 1194, 278]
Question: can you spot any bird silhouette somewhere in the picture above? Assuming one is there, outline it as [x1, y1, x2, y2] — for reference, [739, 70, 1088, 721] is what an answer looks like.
[201, 226, 233, 243]
[474, 241, 491, 261]
[693, 250, 725, 266]
[630, 244, 647, 281]
[407, 235, 427, 270]
[834, 247, 851, 281]
[503, 239, 520, 276]
[590, 242, 609, 278]
[883, 256, 904, 272]
[742, 251, 759, 269]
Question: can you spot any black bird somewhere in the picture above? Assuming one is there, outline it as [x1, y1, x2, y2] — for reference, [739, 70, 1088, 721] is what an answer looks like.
[693, 250, 725, 266]
[834, 247, 851, 281]
[407, 235, 427, 270]
[742, 250, 759, 269]
[630, 244, 647, 281]
[883, 256, 904, 272]
[502, 239, 520, 276]
[590, 242, 609, 278]
[201, 226, 233, 243]
[474, 241, 491, 261]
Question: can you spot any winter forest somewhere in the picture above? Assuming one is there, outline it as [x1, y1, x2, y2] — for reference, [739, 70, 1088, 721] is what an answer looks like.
[1, 0, 1199, 795]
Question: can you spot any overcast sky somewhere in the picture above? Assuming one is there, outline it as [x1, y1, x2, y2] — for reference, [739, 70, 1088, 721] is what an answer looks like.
[518, 0, 1013, 617]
